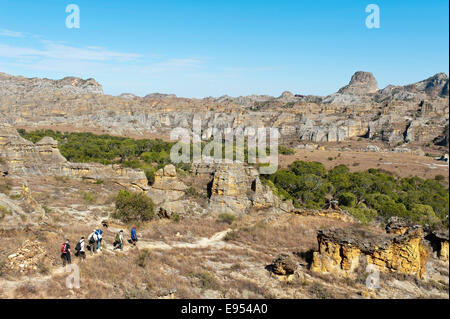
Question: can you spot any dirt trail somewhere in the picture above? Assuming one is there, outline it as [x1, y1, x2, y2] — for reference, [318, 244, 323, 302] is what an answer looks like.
[0, 228, 235, 298]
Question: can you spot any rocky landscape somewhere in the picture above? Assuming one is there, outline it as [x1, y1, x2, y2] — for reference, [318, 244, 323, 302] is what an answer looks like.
[0, 70, 448, 149]
[0, 71, 448, 299]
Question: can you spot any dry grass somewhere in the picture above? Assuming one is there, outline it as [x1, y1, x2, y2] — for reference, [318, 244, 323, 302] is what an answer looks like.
[279, 148, 449, 181]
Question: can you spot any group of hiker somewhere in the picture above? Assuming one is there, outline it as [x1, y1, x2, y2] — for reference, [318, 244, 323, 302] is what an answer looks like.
[60, 226, 139, 266]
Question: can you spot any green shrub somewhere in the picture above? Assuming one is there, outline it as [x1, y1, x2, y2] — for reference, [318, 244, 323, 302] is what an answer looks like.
[171, 213, 181, 223]
[224, 230, 240, 241]
[345, 207, 378, 224]
[338, 192, 357, 207]
[261, 161, 448, 229]
[278, 145, 296, 155]
[185, 186, 198, 197]
[113, 190, 155, 223]
[288, 161, 326, 177]
[83, 191, 95, 202]
[0, 206, 11, 221]
[217, 213, 236, 225]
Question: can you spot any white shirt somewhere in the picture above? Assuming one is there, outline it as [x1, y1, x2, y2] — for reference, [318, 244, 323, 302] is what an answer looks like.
[79, 239, 85, 252]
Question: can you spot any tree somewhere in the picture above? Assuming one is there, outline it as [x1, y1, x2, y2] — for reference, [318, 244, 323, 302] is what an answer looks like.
[113, 190, 155, 223]
[339, 192, 357, 207]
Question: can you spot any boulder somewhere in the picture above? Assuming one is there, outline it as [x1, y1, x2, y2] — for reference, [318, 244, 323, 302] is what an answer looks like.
[271, 253, 298, 276]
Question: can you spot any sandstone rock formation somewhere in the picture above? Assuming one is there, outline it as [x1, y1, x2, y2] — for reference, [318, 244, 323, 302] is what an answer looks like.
[145, 163, 213, 217]
[271, 253, 298, 276]
[0, 71, 448, 147]
[338, 71, 378, 95]
[311, 226, 430, 279]
[291, 208, 356, 223]
[0, 124, 148, 190]
[426, 229, 449, 261]
[208, 163, 292, 214]
[385, 216, 415, 235]
[0, 72, 103, 96]
[6, 240, 48, 274]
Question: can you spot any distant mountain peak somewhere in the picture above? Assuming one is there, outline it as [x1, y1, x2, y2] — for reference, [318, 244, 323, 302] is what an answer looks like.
[338, 71, 378, 95]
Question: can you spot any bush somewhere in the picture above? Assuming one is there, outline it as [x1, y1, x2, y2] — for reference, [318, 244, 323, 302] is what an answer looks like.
[83, 191, 96, 202]
[0, 206, 11, 221]
[278, 145, 296, 155]
[193, 272, 220, 290]
[113, 190, 155, 223]
[338, 192, 357, 207]
[171, 213, 181, 223]
[137, 249, 152, 268]
[345, 207, 378, 224]
[288, 161, 326, 177]
[224, 230, 240, 241]
[261, 160, 449, 229]
[217, 213, 236, 225]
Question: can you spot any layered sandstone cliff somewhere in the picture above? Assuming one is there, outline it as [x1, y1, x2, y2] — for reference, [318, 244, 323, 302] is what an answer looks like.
[0, 124, 148, 190]
[311, 226, 430, 279]
[0, 71, 448, 147]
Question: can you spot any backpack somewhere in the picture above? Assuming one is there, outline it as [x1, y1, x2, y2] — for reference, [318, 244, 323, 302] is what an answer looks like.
[89, 233, 97, 244]
[61, 243, 67, 253]
[75, 241, 81, 251]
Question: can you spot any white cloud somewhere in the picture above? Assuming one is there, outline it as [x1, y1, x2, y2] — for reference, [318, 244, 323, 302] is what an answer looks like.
[0, 29, 24, 38]
[0, 40, 142, 62]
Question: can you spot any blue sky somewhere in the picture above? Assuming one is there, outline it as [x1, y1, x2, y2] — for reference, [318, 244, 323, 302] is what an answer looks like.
[0, 0, 448, 97]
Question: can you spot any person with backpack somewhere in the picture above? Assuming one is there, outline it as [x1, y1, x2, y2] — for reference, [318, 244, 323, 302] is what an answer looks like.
[113, 230, 124, 250]
[75, 237, 86, 260]
[95, 229, 103, 251]
[87, 230, 98, 254]
[129, 226, 138, 246]
[61, 239, 71, 267]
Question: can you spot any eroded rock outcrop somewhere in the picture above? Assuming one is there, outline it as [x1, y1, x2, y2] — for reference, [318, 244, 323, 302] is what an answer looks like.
[292, 208, 356, 223]
[338, 71, 378, 95]
[311, 226, 430, 278]
[1, 71, 448, 147]
[271, 253, 298, 276]
[147, 164, 187, 204]
[208, 163, 292, 214]
[425, 229, 449, 261]
[0, 124, 148, 190]
[146, 164, 203, 216]
[6, 240, 48, 274]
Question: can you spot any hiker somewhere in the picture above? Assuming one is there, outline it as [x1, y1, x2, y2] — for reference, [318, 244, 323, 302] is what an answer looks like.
[87, 230, 98, 254]
[129, 226, 138, 246]
[113, 230, 124, 250]
[61, 239, 71, 266]
[95, 229, 103, 251]
[75, 236, 86, 260]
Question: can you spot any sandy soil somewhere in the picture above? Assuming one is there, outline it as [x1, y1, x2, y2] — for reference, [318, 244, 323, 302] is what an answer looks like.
[280, 149, 449, 181]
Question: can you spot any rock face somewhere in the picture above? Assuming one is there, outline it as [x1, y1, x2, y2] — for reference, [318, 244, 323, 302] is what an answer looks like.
[0, 71, 448, 147]
[152, 164, 187, 192]
[0, 124, 148, 190]
[292, 208, 356, 223]
[0, 72, 103, 96]
[146, 164, 189, 207]
[208, 163, 291, 214]
[6, 240, 48, 274]
[426, 229, 449, 261]
[385, 216, 415, 235]
[271, 253, 298, 276]
[338, 71, 378, 95]
[311, 226, 430, 279]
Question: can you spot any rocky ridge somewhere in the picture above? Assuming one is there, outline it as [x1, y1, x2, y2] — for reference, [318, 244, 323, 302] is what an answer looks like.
[0, 71, 448, 147]
[0, 123, 148, 191]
